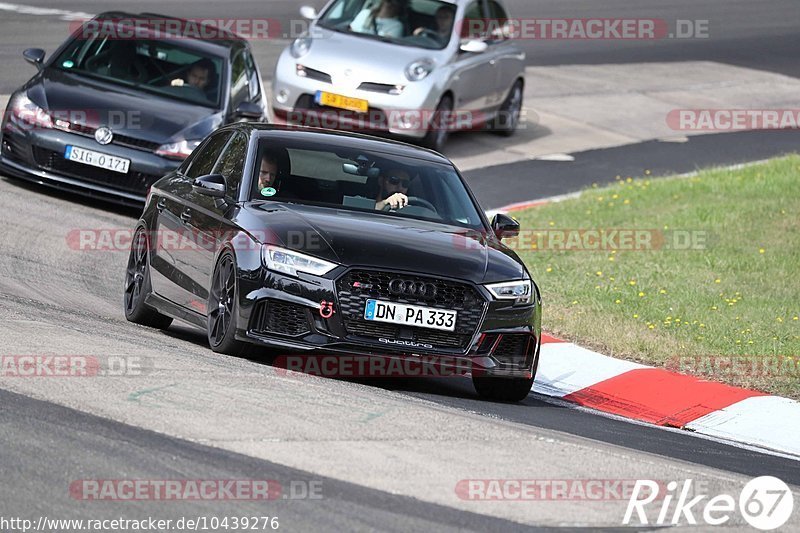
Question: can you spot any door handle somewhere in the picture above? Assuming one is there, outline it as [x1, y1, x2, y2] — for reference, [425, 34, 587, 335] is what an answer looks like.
[156, 198, 166, 211]
[180, 210, 192, 223]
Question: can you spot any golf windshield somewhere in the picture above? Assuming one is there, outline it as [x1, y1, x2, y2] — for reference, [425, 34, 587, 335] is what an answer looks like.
[53, 29, 223, 107]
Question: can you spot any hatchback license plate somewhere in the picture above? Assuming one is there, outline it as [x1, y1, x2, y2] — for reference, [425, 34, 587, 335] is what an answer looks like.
[65, 146, 130, 174]
[315, 91, 369, 113]
[364, 299, 457, 332]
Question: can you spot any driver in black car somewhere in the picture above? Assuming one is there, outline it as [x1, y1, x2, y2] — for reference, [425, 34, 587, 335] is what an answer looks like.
[185, 58, 213, 90]
[375, 167, 412, 210]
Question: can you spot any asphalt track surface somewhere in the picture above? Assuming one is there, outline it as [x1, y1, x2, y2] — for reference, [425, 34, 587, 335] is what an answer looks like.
[1, 1, 800, 530]
[467, 129, 800, 209]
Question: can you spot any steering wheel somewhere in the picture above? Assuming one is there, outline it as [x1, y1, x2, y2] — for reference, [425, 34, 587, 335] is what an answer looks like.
[383, 196, 438, 213]
[415, 28, 441, 41]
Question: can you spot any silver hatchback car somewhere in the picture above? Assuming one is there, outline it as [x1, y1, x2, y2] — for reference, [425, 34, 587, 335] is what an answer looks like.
[271, 0, 525, 152]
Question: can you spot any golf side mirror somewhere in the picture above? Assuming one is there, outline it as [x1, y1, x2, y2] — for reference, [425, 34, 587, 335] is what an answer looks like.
[233, 101, 263, 121]
[23, 48, 46, 70]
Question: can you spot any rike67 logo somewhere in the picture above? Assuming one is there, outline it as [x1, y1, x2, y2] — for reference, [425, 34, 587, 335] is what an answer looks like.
[624, 477, 794, 530]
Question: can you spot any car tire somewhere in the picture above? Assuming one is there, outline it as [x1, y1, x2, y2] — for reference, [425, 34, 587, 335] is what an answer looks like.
[124, 227, 173, 330]
[422, 95, 454, 153]
[492, 80, 523, 137]
[472, 374, 534, 402]
[207, 251, 248, 356]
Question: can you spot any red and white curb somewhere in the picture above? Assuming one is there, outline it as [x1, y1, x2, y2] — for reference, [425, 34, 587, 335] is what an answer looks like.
[535, 335, 800, 458]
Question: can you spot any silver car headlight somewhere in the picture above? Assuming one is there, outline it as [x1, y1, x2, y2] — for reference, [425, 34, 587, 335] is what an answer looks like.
[262, 245, 338, 278]
[290, 37, 312, 59]
[485, 280, 532, 305]
[405, 58, 435, 82]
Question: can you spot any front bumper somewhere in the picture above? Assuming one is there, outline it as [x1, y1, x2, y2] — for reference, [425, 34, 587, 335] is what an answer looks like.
[236, 265, 541, 378]
[0, 124, 178, 206]
[271, 51, 442, 139]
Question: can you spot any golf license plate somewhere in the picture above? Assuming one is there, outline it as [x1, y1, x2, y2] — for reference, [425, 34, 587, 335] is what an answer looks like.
[315, 91, 369, 113]
[65, 146, 130, 174]
[364, 299, 457, 332]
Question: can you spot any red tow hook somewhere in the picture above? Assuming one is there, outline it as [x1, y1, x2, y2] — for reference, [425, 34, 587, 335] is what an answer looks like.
[319, 300, 335, 319]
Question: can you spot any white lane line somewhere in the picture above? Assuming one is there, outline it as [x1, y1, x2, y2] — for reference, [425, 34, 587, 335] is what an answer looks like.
[0, 2, 93, 21]
[534, 153, 575, 162]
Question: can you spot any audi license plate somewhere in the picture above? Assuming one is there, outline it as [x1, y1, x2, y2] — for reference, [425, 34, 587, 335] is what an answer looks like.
[364, 299, 457, 332]
[64, 146, 130, 174]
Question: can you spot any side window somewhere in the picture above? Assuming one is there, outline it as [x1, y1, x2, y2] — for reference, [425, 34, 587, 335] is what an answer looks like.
[485, 0, 509, 41]
[462, 0, 487, 40]
[230, 50, 248, 107]
[486, 0, 507, 21]
[214, 132, 248, 200]
[185, 131, 232, 180]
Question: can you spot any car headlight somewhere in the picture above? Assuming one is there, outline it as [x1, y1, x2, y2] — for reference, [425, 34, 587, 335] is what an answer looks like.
[405, 58, 435, 82]
[155, 139, 202, 160]
[485, 279, 532, 304]
[290, 37, 312, 59]
[262, 245, 338, 278]
[6, 92, 53, 130]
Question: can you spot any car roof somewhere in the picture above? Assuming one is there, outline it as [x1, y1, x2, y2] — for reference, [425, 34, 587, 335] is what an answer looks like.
[91, 11, 248, 54]
[230, 124, 453, 165]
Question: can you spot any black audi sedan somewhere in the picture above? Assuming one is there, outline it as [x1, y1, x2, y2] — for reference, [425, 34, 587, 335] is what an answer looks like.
[0, 12, 268, 206]
[125, 125, 541, 401]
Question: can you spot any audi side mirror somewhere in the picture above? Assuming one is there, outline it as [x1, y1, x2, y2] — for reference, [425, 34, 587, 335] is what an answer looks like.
[193, 173, 226, 198]
[491, 213, 520, 240]
[23, 48, 46, 70]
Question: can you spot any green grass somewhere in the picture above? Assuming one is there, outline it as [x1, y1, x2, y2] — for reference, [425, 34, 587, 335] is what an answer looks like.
[513, 155, 800, 398]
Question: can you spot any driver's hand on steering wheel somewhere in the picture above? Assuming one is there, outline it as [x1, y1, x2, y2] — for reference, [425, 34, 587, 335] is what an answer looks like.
[376, 193, 409, 210]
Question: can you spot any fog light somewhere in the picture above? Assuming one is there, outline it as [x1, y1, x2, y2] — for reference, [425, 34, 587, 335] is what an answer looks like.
[276, 89, 289, 104]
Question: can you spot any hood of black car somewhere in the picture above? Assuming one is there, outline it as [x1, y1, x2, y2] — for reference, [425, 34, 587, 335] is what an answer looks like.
[26, 68, 223, 144]
[247, 203, 526, 284]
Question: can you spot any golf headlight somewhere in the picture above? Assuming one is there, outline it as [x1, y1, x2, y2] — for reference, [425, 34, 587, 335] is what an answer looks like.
[7, 92, 53, 129]
[405, 58, 434, 81]
[262, 245, 338, 277]
[290, 37, 312, 59]
[155, 139, 202, 160]
[485, 279, 532, 304]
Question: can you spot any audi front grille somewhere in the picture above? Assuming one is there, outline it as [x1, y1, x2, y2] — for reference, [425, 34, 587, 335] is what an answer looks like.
[335, 269, 486, 350]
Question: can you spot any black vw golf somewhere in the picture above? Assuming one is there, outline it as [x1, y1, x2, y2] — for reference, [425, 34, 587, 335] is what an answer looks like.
[125, 125, 541, 401]
[0, 12, 267, 206]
